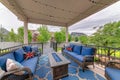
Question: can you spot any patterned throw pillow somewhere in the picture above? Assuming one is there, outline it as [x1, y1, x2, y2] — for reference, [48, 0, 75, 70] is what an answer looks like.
[6, 59, 24, 75]
[66, 47, 72, 51]
[0, 67, 5, 79]
[24, 52, 34, 60]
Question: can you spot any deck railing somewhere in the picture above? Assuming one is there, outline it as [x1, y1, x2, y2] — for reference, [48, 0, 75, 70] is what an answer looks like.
[0, 44, 23, 55]
[94, 46, 120, 67]
[0, 43, 43, 55]
[53, 42, 57, 52]
[53, 42, 120, 67]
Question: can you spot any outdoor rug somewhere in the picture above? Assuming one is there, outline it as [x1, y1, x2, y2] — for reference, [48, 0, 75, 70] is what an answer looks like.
[33, 54, 105, 80]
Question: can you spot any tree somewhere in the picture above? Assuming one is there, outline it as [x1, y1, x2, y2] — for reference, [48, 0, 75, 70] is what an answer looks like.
[17, 27, 32, 43]
[79, 35, 88, 44]
[0, 27, 4, 42]
[75, 37, 78, 42]
[8, 28, 17, 42]
[54, 28, 66, 43]
[17, 27, 24, 42]
[89, 21, 120, 47]
[68, 34, 72, 42]
[37, 25, 50, 43]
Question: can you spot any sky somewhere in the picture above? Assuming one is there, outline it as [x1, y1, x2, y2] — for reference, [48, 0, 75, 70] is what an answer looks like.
[0, 1, 120, 35]
[69, 0, 120, 35]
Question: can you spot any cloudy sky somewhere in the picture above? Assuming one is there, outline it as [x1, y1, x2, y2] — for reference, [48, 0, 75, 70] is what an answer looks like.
[69, 1, 120, 35]
[0, 1, 120, 35]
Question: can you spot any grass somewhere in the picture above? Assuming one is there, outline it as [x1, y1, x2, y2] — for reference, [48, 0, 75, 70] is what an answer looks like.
[57, 47, 62, 53]
[96, 49, 120, 58]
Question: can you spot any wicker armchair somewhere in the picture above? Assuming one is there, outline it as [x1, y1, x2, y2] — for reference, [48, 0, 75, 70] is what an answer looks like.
[105, 60, 120, 80]
[1, 67, 33, 80]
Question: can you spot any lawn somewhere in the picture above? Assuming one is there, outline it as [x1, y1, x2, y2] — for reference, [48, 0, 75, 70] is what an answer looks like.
[96, 48, 120, 58]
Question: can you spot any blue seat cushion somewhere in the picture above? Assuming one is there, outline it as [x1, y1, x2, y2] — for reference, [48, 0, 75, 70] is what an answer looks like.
[14, 48, 25, 62]
[74, 55, 84, 62]
[105, 67, 120, 80]
[0, 52, 15, 71]
[81, 47, 94, 56]
[67, 52, 78, 58]
[23, 46, 32, 52]
[66, 52, 84, 62]
[72, 45, 82, 55]
[63, 49, 70, 53]
[21, 57, 38, 74]
[66, 52, 93, 62]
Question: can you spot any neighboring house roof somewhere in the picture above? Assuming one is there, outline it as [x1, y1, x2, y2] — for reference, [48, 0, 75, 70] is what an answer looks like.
[0, 27, 9, 35]
[71, 32, 86, 37]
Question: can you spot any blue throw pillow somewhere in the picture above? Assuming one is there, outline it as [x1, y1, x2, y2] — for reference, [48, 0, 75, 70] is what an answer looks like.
[81, 47, 94, 56]
[0, 52, 15, 71]
[14, 48, 25, 62]
[23, 46, 32, 52]
[73, 45, 82, 55]
[70, 44, 75, 49]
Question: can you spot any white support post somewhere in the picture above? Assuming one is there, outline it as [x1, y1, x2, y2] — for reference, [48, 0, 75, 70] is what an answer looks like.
[24, 21, 28, 44]
[66, 27, 68, 43]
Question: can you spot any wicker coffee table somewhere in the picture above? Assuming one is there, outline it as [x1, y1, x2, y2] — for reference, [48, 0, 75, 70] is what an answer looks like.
[48, 53, 70, 80]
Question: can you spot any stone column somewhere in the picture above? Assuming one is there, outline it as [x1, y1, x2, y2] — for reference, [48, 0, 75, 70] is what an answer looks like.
[66, 27, 68, 43]
[24, 21, 28, 44]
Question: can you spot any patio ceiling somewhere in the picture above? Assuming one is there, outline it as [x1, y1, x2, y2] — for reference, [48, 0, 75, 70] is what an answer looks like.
[1, 0, 118, 27]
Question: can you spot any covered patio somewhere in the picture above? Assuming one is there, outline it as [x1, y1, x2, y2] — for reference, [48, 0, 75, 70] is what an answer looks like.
[0, 0, 118, 44]
[0, 0, 119, 80]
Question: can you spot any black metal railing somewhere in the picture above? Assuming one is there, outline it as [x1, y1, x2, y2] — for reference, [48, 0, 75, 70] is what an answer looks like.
[0, 44, 23, 55]
[80, 44, 120, 67]
[54, 42, 120, 67]
[29, 42, 43, 54]
[0, 43, 43, 55]
[94, 46, 120, 67]
[53, 42, 57, 52]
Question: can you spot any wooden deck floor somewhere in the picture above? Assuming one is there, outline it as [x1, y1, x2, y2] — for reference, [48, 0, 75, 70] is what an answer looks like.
[88, 64, 106, 79]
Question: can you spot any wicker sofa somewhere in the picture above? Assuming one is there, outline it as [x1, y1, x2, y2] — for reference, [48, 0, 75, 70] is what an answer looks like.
[0, 46, 40, 80]
[62, 43, 96, 72]
[105, 61, 120, 80]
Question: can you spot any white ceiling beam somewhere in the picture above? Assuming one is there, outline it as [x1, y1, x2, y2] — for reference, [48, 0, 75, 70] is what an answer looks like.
[28, 18, 67, 27]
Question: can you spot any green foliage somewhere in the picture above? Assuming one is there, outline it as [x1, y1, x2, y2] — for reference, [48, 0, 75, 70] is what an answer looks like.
[79, 35, 88, 44]
[75, 37, 78, 42]
[90, 21, 120, 47]
[17, 27, 24, 42]
[0, 27, 9, 42]
[37, 25, 50, 43]
[28, 30, 32, 43]
[54, 32, 63, 43]
[54, 28, 66, 43]
[68, 34, 72, 42]
[17, 27, 32, 43]
[8, 29, 17, 42]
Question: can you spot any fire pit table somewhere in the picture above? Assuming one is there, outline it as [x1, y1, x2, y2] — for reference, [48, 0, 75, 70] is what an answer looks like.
[48, 53, 70, 80]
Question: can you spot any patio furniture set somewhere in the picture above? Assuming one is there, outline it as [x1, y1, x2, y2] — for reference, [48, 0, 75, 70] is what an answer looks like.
[63, 43, 120, 80]
[62, 43, 96, 72]
[105, 60, 120, 80]
[0, 46, 40, 80]
[0, 43, 120, 80]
